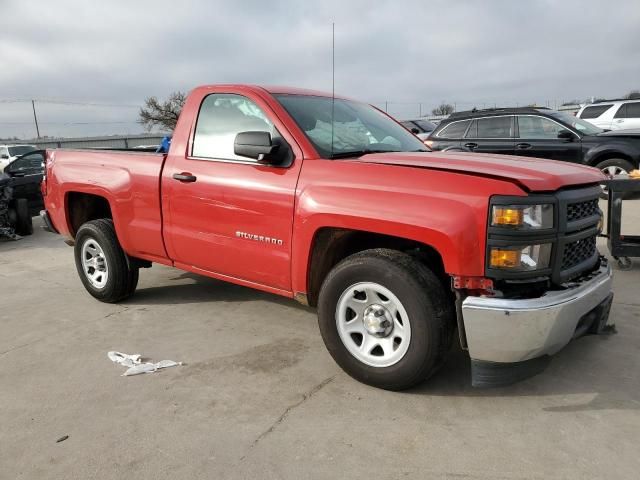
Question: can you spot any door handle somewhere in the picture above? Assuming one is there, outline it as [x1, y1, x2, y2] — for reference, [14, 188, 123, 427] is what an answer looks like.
[173, 172, 197, 183]
[515, 143, 532, 150]
[464, 142, 478, 150]
[615, 119, 624, 123]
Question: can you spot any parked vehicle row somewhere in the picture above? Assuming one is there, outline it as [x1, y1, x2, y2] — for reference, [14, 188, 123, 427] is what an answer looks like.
[2, 150, 45, 217]
[577, 99, 640, 131]
[41, 84, 613, 390]
[399, 119, 437, 141]
[425, 107, 640, 194]
[0, 144, 37, 172]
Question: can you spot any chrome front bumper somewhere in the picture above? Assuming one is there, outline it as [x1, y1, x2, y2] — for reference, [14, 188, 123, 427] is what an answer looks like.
[462, 263, 613, 365]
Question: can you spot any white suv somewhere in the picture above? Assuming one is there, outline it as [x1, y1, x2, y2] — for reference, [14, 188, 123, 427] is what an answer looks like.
[0, 145, 37, 172]
[576, 100, 640, 130]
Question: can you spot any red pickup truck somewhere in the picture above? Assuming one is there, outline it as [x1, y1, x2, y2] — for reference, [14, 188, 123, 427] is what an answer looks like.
[41, 84, 614, 390]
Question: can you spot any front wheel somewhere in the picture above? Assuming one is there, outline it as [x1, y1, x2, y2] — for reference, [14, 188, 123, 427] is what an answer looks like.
[317, 249, 455, 390]
[13, 198, 33, 236]
[74, 219, 139, 303]
[596, 158, 635, 199]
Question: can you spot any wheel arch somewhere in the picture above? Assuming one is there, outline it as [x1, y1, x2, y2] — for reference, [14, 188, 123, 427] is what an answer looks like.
[587, 149, 638, 169]
[302, 227, 449, 307]
[65, 191, 114, 238]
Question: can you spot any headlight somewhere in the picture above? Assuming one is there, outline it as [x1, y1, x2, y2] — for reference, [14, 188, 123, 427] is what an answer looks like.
[489, 243, 552, 271]
[491, 204, 554, 229]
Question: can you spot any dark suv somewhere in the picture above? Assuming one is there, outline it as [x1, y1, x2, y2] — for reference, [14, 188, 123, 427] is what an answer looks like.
[426, 107, 640, 183]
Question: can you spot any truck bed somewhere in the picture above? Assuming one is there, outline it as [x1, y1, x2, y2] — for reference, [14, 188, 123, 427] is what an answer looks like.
[45, 149, 169, 263]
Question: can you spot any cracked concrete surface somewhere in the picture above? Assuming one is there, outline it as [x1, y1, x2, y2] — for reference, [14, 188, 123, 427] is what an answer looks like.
[1, 209, 640, 480]
[240, 375, 336, 461]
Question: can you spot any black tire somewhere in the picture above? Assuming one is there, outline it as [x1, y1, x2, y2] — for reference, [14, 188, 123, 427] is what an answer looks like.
[14, 198, 33, 236]
[596, 158, 636, 199]
[74, 219, 139, 303]
[317, 249, 455, 391]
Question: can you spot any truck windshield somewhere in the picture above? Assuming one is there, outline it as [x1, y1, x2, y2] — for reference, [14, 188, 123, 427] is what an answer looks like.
[549, 111, 603, 135]
[275, 94, 427, 158]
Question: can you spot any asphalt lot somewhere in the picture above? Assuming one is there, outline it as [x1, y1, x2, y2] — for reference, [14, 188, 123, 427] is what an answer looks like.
[1, 201, 639, 480]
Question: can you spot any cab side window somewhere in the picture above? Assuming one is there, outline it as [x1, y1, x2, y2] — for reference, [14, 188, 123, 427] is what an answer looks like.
[517, 116, 563, 139]
[192, 94, 276, 161]
[627, 102, 640, 118]
[437, 120, 470, 139]
[476, 116, 513, 138]
[11, 152, 44, 171]
[615, 102, 640, 119]
[614, 104, 627, 119]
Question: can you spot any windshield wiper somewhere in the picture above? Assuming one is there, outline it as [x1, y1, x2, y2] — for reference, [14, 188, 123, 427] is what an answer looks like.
[329, 148, 398, 159]
[331, 147, 434, 159]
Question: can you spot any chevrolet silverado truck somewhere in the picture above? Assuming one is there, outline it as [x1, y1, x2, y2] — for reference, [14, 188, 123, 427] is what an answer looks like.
[41, 85, 614, 390]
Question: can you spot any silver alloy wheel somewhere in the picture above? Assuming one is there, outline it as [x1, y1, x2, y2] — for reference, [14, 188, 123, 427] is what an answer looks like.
[81, 238, 109, 289]
[336, 282, 411, 368]
[601, 165, 629, 195]
[602, 165, 628, 177]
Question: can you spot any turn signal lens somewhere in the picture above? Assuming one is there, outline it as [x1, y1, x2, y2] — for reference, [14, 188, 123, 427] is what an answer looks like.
[489, 244, 552, 271]
[492, 207, 523, 226]
[490, 249, 521, 268]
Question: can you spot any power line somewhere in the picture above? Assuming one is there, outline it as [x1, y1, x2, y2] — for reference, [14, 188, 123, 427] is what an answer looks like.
[0, 120, 141, 125]
[0, 98, 140, 108]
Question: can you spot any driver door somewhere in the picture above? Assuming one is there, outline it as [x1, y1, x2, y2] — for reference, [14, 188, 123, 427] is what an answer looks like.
[515, 115, 582, 163]
[162, 91, 303, 292]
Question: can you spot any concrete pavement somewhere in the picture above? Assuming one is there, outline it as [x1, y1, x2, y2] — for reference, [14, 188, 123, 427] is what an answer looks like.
[1, 204, 639, 480]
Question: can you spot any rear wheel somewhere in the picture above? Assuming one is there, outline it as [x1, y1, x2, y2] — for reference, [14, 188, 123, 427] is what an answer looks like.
[14, 198, 33, 236]
[596, 158, 635, 199]
[317, 249, 454, 390]
[74, 219, 139, 303]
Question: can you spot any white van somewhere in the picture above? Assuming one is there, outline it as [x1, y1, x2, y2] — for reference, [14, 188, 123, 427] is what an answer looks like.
[577, 100, 640, 131]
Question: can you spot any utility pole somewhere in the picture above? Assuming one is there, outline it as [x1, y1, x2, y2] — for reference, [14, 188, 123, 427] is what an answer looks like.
[31, 100, 41, 138]
[419, 102, 422, 117]
[384, 101, 388, 112]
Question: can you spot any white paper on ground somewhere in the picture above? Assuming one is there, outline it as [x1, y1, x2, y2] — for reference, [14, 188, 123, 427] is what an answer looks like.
[122, 360, 182, 376]
[108, 351, 182, 377]
[122, 363, 157, 376]
[107, 351, 142, 368]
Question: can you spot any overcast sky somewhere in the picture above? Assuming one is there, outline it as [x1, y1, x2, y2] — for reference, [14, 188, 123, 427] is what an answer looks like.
[1, 0, 639, 139]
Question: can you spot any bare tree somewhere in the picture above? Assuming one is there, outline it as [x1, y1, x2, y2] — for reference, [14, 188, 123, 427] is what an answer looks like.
[625, 90, 640, 100]
[139, 91, 186, 131]
[431, 103, 455, 116]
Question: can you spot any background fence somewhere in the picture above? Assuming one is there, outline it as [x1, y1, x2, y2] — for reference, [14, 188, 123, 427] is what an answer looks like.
[20, 133, 171, 150]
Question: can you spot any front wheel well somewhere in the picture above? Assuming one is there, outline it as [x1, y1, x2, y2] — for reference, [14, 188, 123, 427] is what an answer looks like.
[305, 227, 448, 307]
[589, 152, 637, 169]
[66, 192, 113, 237]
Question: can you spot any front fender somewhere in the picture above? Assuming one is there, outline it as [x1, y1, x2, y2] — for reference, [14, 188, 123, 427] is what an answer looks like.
[291, 160, 527, 295]
[585, 142, 640, 166]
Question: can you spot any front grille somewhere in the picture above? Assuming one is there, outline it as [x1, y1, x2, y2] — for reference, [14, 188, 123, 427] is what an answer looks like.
[562, 236, 597, 270]
[567, 199, 598, 223]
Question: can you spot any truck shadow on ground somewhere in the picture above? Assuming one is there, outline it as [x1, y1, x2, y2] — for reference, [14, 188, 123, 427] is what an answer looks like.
[123, 272, 639, 411]
[410, 335, 640, 411]
[122, 271, 314, 313]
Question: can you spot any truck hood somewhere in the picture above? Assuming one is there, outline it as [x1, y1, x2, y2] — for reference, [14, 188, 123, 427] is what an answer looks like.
[348, 151, 605, 192]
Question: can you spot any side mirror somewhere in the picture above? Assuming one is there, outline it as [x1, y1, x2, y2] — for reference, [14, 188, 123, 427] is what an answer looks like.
[557, 130, 574, 141]
[410, 127, 420, 134]
[0, 154, 9, 159]
[234, 131, 279, 163]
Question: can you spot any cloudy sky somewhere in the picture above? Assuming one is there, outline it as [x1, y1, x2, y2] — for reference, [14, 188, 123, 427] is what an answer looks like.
[1, 0, 639, 139]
